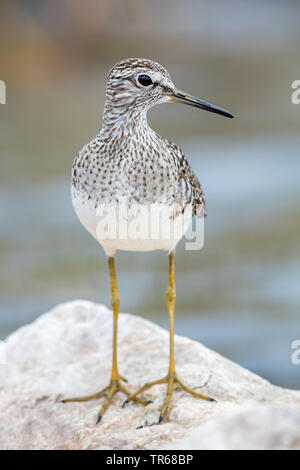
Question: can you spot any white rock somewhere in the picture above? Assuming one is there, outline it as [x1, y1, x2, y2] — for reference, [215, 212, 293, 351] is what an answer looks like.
[0, 300, 299, 450]
[165, 404, 300, 450]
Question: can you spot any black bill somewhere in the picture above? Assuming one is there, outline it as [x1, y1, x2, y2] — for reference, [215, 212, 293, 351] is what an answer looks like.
[168, 89, 234, 118]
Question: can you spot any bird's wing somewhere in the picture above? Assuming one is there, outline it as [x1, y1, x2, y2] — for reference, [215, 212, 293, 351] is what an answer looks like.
[166, 141, 206, 218]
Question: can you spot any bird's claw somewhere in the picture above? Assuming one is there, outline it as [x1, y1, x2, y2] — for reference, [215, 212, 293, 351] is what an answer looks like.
[125, 373, 216, 425]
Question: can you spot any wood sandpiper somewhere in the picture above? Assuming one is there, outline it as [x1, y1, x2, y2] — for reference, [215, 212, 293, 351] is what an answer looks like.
[61, 58, 234, 425]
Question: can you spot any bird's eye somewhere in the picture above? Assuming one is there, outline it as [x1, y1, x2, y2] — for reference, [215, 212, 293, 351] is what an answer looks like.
[138, 74, 152, 87]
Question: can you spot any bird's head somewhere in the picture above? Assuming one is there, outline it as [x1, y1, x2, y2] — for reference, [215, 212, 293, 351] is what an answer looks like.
[105, 58, 234, 119]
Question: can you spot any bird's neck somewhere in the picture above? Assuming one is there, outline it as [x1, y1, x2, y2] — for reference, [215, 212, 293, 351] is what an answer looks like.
[101, 104, 153, 141]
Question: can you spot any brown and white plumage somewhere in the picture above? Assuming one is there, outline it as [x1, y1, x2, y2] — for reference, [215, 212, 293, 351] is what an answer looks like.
[64, 58, 233, 425]
[71, 58, 231, 255]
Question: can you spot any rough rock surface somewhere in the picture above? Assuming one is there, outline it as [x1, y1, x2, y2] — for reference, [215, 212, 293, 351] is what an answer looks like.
[0, 300, 299, 450]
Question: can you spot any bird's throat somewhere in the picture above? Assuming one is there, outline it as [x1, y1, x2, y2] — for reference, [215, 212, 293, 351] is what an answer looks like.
[102, 105, 151, 140]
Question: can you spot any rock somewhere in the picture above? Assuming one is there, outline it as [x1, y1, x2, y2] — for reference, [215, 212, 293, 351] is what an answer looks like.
[0, 300, 299, 450]
[165, 404, 300, 450]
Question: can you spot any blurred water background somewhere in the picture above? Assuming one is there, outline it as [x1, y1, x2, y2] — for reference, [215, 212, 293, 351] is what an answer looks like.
[0, 0, 299, 388]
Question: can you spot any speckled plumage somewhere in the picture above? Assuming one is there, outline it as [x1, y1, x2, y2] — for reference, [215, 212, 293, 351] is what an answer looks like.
[71, 58, 206, 255]
[65, 59, 232, 423]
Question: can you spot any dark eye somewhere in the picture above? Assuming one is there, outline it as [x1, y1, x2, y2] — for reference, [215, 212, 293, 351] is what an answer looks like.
[138, 74, 152, 87]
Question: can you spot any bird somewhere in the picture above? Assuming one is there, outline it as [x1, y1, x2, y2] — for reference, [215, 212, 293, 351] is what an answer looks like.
[61, 58, 234, 425]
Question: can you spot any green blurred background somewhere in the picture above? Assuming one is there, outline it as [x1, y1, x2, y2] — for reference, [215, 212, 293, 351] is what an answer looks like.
[1, 0, 299, 388]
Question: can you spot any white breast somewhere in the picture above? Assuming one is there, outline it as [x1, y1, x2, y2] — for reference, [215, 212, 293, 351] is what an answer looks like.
[72, 194, 193, 257]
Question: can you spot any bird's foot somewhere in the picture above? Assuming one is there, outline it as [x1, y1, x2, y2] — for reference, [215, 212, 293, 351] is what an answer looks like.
[60, 375, 149, 424]
[123, 372, 216, 425]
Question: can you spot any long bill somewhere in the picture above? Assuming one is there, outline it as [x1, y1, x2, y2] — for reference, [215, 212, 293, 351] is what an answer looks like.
[167, 89, 234, 118]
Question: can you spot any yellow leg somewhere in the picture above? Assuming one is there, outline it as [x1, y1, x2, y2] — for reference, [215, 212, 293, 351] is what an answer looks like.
[60, 256, 148, 424]
[124, 252, 216, 425]
[109, 256, 121, 382]
[166, 251, 176, 376]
